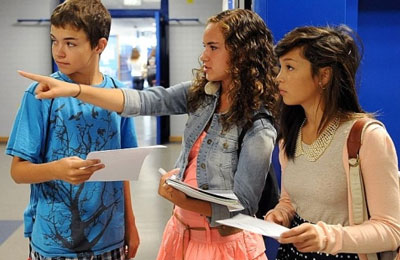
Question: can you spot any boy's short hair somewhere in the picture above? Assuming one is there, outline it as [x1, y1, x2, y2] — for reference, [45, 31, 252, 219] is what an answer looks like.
[51, 0, 111, 49]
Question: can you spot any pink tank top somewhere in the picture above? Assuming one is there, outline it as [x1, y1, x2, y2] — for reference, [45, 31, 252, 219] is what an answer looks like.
[182, 131, 207, 187]
[174, 131, 207, 226]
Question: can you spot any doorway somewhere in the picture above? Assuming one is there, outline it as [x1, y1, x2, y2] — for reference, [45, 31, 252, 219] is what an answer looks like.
[100, 17, 158, 146]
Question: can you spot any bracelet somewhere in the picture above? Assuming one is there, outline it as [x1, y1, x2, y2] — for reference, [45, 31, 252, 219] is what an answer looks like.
[73, 83, 81, 98]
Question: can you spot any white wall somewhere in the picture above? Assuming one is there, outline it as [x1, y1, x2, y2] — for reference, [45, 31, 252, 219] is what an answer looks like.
[0, 0, 56, 137]
[168, 0, 222, 138]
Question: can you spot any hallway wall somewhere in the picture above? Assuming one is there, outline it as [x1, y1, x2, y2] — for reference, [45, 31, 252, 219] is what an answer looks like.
[168, 0, 223, 138]
[0, 0, 57, 137]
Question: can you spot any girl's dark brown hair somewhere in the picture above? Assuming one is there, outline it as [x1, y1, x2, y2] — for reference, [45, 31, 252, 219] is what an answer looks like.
[275, 25, 365, 159]
[188, 9, 278, 131]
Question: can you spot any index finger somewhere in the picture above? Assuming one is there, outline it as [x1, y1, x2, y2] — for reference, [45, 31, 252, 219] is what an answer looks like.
[18, 70, 48, 83]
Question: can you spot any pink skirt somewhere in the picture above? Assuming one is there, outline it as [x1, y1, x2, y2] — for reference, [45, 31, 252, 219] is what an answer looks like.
[156, 207, 268, 260]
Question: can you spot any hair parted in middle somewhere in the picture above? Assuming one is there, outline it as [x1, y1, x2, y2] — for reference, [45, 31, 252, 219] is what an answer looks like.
[188, 8, 278, 131]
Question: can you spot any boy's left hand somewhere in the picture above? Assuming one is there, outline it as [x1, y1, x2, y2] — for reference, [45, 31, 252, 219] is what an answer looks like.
[125, 222, 140, 258]
[278, 223, 326, 252]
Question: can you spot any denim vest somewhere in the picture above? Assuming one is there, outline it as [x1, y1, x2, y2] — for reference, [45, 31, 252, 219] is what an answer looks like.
[121, 81, 277, 226]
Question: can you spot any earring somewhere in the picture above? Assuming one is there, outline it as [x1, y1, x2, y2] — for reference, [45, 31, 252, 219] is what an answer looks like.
[319, 82, 326, 90]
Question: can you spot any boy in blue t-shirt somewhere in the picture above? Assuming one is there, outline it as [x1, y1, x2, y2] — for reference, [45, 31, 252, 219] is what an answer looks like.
[6, 0, 140, 258]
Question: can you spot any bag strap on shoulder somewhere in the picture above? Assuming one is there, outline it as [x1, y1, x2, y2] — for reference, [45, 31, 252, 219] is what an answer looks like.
[348, 118, 383, 225]
[347, 118, 383, 160]
[347, 118, 386, 260]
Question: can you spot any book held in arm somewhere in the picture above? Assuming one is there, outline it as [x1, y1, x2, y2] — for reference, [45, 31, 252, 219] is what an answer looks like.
[159, 168, 244, 212]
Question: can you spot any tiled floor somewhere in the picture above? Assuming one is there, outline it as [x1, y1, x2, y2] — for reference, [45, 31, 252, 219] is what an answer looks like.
[0, 116, 181, 259]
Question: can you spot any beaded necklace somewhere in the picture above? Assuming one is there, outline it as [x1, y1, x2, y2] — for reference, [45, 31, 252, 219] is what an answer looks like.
[295, 117, 340, 162]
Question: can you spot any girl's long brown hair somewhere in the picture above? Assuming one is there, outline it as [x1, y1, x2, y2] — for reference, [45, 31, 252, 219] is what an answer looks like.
[188, 9, 278, 131]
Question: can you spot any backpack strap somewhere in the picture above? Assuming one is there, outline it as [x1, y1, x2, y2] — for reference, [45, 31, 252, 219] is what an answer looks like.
[238, 113, 274, 156]
[110, 77, 118, 89]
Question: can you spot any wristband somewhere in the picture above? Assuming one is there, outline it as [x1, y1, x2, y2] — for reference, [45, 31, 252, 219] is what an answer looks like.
[73, 83, 81, 98]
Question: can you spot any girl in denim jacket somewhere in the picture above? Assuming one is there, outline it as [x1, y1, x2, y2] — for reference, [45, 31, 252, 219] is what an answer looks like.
[20, 9, 279, 260]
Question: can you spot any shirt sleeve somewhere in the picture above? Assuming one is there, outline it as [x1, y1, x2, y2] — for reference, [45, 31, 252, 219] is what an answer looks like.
[209, 120, 277, 225]
[265, 144, 296, 227]
[232, 125, 276, 215]
[317, 124, 400, 255]
[6, 85, 50, 163]
[121, 81, 191, 117]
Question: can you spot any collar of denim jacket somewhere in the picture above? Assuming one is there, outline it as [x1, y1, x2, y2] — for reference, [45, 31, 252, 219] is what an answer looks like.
[204, 81, 220, 95]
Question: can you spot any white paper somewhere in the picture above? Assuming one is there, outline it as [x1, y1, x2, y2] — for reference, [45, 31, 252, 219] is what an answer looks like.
[86, 145, 166, 181]
[216, 213, 289, 239]
[165, 178, 244, 211]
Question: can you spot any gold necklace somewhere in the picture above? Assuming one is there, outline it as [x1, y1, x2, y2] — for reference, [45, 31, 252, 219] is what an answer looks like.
[295, 117, 340, 162]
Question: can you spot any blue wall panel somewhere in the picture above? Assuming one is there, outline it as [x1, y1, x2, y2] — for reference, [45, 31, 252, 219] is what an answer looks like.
[254, 0, 399, 162]
[255, 0, 357, 42]
[358, 8, 400, 152]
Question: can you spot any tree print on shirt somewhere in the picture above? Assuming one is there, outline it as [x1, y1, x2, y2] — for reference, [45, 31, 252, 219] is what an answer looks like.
[39, 102, 122, 254]
[40, 182, 122, 254]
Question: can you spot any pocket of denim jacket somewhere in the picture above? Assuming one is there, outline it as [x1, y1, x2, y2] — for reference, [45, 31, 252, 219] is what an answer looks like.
[216, 138, 238, 169]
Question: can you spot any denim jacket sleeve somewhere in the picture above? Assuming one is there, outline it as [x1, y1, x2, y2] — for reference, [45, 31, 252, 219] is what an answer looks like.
[120, 81, 192, 117]
[210, 118, 277, 225]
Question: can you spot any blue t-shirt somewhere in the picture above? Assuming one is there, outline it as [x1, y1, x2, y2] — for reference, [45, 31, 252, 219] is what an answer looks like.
[6, 72, 137, 257]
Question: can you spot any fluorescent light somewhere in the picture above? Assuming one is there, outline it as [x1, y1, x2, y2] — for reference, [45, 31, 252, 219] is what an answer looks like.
[124, 0, 142, 6]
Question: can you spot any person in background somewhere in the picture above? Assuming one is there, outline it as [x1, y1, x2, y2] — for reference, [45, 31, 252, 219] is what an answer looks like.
[127, 47, 147, 90]
[265, 25, 400, 260]
[146, 47, 157, 87]
[19, 8, 279, 260]
[6, 0, 140, 259]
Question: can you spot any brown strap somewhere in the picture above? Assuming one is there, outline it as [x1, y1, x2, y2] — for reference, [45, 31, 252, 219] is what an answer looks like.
[347, 118, 383, 159]
[347, 118, 370, 159]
